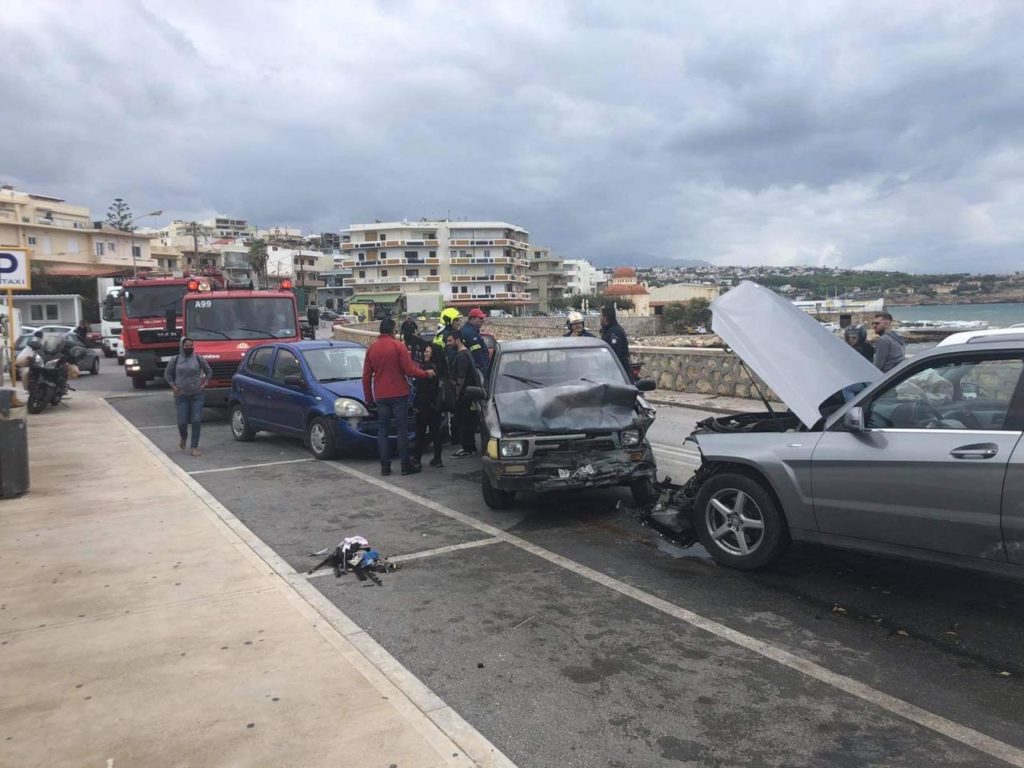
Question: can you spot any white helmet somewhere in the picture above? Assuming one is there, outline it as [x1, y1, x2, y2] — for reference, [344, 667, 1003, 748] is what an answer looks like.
[567, 311, 584, 325]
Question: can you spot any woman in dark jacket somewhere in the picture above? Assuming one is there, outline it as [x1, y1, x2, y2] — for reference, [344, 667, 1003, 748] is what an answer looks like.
[413, 344, 444, 468]
[844, 325, 875, 361]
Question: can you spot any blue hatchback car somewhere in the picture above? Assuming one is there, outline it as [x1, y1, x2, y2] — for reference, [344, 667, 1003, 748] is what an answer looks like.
[228, 340, 415, 459]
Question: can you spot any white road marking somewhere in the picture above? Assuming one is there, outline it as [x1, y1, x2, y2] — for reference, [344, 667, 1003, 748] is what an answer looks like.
[188, 458, 313, 475]
[305, 538, 503, 580]
[138, 424, 180, 430]
[328, 461, 1024, 768]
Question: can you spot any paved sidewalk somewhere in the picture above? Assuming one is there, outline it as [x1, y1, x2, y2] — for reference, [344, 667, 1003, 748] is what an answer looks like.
[0, 393, 508, 768]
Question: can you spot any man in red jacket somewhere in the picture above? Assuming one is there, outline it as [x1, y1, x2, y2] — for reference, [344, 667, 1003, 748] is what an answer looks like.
[362, 317, 435, 476]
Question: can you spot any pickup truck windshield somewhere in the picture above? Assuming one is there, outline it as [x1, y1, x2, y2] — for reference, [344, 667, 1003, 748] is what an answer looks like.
[186, 297, 297, 340]
[495, 346, 626, 394]
[123, 285, 188, 318]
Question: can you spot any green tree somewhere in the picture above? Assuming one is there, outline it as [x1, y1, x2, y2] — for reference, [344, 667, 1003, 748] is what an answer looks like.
[105, 198, 133, 231]
[662, 298, 712, 333]
[247, 239, 269, 287]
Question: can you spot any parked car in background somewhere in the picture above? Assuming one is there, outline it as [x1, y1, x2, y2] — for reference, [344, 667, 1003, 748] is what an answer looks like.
[320, 309, 338, 321]
[228, 340, 415, 459]
[636, 281, 1024, 578]
[332, 314, 361, 327]
[472, 336, 658, 509]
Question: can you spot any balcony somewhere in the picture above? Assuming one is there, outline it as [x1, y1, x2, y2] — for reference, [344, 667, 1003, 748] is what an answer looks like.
[450, 274, 528, 283]
[342, 256, 439, 269]
[343, 276, 433, 287]
[448, 256, 527, 267]
[448, 238, 529, 251]
[341, 239, 439, 251]
[447, 291, 531, 302]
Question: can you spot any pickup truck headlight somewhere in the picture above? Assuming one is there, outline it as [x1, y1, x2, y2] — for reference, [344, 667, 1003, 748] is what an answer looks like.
[500, 439, 527, 458]
[621, 429, 641, 447]
[334, 397, 369, 418]
[125, 358, 139, 367]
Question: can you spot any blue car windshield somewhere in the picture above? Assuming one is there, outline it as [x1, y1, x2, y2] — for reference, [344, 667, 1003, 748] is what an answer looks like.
[301, 347, 366, 382]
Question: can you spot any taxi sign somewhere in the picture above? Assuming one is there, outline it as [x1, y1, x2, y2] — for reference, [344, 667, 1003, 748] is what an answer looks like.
[0, 247, 30, 290]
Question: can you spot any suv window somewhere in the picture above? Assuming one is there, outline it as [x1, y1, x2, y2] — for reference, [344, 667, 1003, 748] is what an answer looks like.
[866, 355, 1024, 430]
[247, 347, 274, 377]
[271, 349, 302, 383]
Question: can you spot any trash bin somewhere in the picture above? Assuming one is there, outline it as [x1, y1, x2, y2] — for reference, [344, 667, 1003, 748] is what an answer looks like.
[0, 390, 30, 498]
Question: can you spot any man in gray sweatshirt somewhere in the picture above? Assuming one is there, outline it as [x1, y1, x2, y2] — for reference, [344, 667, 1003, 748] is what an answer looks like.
[871, 312, 906, 373]
[164, 336, 212, 456]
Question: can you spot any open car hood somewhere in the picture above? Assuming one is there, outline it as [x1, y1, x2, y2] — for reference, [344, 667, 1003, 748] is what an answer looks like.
[711, 281, 882, 428]
[495, 381, 640, 434]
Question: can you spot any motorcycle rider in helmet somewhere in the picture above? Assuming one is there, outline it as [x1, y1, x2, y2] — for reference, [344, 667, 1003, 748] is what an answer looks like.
[564, 310, 593, 337]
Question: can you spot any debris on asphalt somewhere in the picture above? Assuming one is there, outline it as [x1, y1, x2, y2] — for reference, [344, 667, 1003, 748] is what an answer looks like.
[308, 536, 398, 586]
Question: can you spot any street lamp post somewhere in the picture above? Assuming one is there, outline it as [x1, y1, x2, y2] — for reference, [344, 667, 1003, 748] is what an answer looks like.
[128, 209, 163, 277]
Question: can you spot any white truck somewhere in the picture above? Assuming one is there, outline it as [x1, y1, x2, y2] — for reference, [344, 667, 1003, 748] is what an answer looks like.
[97, 279, 123, 360]
[404, 291, 444, 316]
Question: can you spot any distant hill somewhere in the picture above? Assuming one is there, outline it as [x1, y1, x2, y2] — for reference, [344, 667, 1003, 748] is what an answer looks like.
[590, 251, 713, 268]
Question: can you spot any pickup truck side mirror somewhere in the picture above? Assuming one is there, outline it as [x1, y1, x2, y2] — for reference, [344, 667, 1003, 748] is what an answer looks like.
[464, 385, 485, 402]
[283, 374, 305, 387]
[635, 378, 656, 392]
[844, 406, 866, 432]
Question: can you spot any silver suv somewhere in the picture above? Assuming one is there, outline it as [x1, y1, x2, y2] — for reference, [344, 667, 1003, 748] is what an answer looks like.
[639, 282, 1024, 578]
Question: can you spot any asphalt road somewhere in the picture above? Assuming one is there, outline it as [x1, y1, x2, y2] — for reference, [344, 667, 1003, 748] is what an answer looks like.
[79, 362, 1024, 767]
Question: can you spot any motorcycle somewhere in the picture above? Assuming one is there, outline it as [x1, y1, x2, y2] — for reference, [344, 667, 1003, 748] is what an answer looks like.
[25, 334, 83, 414]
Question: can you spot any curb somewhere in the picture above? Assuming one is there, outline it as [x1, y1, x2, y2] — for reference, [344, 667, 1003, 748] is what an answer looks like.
[102, 398, 516, 768]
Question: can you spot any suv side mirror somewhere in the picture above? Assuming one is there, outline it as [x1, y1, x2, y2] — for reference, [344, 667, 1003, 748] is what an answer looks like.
[283, 374, 305, 387]
[464, 385, 485, 402]
[845, 406, 866, 432]
[635, 378, 656, 392]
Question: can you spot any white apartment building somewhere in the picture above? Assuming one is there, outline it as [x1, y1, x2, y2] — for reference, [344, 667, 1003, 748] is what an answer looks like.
[340, 220, 531, 311]
[563, 258, 606, 295]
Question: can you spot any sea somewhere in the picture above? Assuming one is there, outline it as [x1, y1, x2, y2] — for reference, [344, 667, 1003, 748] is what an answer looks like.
[889, 302, 1024, 327]
[887, 302, 1024, 355]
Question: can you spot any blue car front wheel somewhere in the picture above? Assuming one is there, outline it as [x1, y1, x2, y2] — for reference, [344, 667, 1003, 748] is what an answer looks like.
[230, 403, 256, 442]
[308, 416, 337, 460]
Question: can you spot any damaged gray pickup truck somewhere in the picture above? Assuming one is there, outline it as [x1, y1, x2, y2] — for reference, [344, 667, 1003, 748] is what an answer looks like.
[467, 337, 658, 509]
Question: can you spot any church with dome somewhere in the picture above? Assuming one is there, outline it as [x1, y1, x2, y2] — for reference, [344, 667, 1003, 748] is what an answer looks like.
[603, 267, 650, 315]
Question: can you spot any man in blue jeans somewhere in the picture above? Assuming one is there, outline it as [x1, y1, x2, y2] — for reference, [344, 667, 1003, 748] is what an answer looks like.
[362, 317, 434, 475]
[164, 336, 212, 457]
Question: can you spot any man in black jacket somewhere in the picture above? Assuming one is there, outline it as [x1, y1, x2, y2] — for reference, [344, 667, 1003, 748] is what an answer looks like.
[449, 332, 479, 458]
[600, 304, 631, 375]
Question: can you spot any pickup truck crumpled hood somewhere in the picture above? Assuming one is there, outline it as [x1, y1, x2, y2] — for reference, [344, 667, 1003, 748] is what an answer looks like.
[495, 381, 640, 434]
[712, 281, 882, 428]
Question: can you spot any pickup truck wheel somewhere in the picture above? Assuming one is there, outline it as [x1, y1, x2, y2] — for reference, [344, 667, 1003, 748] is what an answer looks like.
[230, 404, 256, 442]
[482, 472, 515, 509]
[307, 416, 337, 460]
[694, 472, 789, 571]
[131, 375, 146, 389]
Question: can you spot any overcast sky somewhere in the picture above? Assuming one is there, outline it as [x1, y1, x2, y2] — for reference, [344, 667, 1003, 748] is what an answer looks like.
[3, 1, 1023, 272]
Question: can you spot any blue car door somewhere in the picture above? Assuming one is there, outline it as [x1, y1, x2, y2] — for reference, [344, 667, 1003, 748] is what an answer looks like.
[267, 347, 309, 435]
[238, 346, 277, 426]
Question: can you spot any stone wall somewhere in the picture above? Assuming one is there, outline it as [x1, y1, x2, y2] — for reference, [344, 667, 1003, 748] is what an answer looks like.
[630, 346, 779, 401]
[481, 315, 661, 340]
[332, 324, 776, 402]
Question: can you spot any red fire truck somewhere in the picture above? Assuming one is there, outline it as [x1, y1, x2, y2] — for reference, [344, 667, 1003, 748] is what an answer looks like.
[116, 272, 226, 389]
[182, 277, 302, 405]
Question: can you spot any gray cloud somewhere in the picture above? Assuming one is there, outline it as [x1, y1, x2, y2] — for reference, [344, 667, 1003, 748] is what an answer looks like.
[2, 0, 1024, 272]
